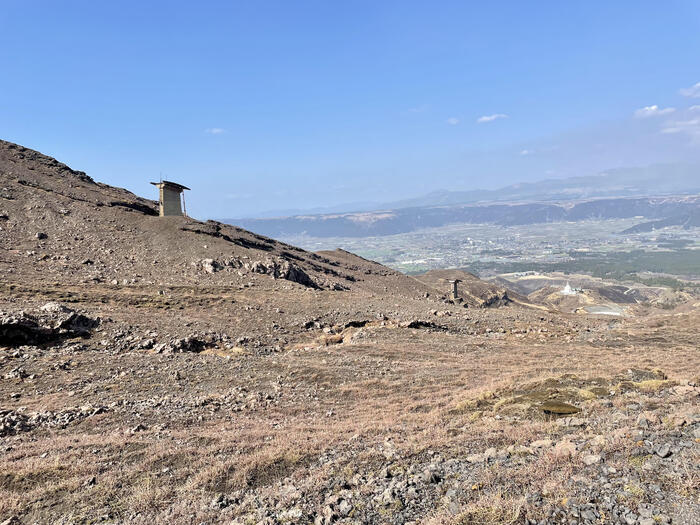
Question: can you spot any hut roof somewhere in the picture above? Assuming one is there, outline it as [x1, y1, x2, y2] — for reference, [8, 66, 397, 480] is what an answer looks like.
[150, 180, 190, 192]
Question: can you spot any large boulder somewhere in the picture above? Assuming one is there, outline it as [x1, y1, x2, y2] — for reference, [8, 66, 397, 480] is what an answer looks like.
[0, 303, 99, 347]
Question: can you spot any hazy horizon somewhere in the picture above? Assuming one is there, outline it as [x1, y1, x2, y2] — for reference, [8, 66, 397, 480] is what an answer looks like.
[223, 162, 700, 219]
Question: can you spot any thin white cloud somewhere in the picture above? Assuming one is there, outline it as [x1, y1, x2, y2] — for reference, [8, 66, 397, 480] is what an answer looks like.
[446, 117, 460, 125]
[661, 118, 700, 141]
[633, 105, 675, 118]
[477, 113, 508, 123]
[661, 118, 700, 132]
[689, 105, 700, 112]
[204, 127, 226, 135]
[520, 149, 533, 156]
[680, 82, 700, 98]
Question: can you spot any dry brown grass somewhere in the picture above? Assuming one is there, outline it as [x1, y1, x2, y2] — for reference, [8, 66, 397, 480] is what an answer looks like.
[1, 299, 698, 522]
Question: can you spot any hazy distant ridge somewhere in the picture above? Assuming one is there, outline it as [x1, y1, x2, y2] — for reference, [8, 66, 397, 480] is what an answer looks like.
[228, 166, 700, 238]
[231, 195, 700, 238]
[386, 164, 700, 209]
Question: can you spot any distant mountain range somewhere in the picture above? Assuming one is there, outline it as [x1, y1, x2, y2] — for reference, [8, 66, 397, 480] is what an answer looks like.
[226, 165, 700, 238]
[383, 164, 700, 209]
[231, 195, 700, 238]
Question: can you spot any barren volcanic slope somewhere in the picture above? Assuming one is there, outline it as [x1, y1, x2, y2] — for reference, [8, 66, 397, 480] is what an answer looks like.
[0, 140, 699, 525]
[413, 269, 532, 308]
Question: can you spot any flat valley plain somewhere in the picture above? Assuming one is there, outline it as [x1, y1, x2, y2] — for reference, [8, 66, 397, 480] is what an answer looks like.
[282, 219, 700, 281]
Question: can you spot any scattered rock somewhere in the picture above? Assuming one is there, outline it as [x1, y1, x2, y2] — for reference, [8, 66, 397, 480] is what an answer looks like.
[636, 411, 660, 428]
[558, 416, 586, 427]
[200, 258, 222, 274]
[553, 440, 577, 457]
[0, 304, 99, 347]
[530, 439, 553, 449]
[0, 405, 107, 437]
[653, 443, 672, 458]
[582, 454, 601, 465]
[399, 319, 446, 330]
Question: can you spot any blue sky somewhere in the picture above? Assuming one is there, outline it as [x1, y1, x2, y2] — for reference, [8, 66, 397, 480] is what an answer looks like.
[1, 1, 699, 218]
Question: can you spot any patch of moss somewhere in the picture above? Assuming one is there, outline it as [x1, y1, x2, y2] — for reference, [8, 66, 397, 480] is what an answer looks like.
[634, 379, 677, 393]
[453, 370, 670, 422]
[540, 401, 581, 415]
[623, 482, 645, 502]
[577, 388, 597, 400]
[628, 454, 653, 469]
[469, 410, 483, 422]
[492, 397, 512, 412]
